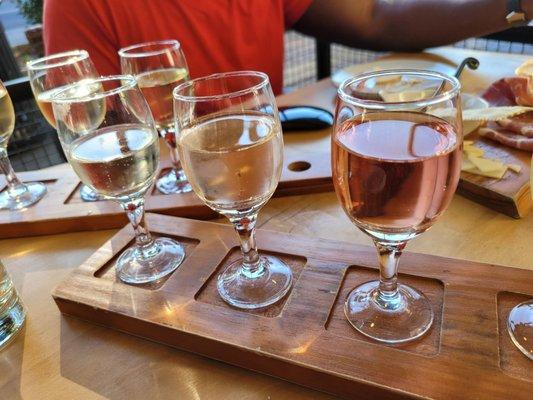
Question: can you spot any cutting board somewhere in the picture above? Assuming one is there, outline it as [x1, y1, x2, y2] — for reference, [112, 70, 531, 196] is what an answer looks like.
[458, 121, 531, 218]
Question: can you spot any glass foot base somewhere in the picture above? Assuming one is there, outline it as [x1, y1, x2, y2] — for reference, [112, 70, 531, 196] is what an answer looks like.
[0, 296, 26, 349]
[0, 182, 47, 210]
[345, 280, 433, 344]
[156, 168, 192, 194]
[116, 237, 185, 284]
[508, 300, 533, 360]
[217, 255, 293, 309]
[80, 184, 104, 202]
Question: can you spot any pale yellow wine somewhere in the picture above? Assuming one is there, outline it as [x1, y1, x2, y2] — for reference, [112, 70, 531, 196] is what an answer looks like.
[178, 113, 283, 215]
[136, 68, 188, 129]
[37, 80, 104, 129]
[0, 87, 15, 147]
[68, 123, 159, 199]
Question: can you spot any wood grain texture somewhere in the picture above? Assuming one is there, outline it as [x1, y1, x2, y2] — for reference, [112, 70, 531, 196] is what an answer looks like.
[52, 213, 533, 400]
[1, 188, 532, 400]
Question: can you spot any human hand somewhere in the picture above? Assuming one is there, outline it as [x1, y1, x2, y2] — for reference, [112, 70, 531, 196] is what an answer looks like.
[522, 0, 533, 19]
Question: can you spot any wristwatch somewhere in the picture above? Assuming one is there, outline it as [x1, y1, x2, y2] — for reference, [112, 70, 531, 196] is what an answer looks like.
[506, 0, 530, 26]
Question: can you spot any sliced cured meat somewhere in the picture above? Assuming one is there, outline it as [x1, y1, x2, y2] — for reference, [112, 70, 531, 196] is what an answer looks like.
[482, 78, 518, 106]
[505, 76, 533, 106]
[497, 118, 533, 137]
[482, 77, 533, 107]
[478, 127, 533, 151]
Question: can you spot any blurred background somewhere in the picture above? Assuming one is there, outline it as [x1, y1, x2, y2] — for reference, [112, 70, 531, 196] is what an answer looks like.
[0, 0, 532, 172]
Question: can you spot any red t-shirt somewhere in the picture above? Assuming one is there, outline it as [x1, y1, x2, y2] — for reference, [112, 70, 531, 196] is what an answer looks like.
[43, 0, 312, 95]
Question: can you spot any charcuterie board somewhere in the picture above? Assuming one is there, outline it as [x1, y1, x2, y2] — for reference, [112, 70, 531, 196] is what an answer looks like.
[278, 47, 532, 218]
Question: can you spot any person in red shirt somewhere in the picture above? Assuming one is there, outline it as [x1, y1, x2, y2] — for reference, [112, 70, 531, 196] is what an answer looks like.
[43, 0, 312, 95]
[43, 0, 532, 95]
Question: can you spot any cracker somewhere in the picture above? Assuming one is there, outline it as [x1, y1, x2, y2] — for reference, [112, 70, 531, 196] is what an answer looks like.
[462, 106, 533, 121]
[433, 106, 533, 121]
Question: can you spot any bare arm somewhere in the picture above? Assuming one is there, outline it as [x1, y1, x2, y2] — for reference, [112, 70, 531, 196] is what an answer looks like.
[294, 0, 532, 51]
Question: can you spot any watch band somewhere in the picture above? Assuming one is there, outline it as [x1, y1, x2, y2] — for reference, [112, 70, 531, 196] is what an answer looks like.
[506, 0, 529, 26]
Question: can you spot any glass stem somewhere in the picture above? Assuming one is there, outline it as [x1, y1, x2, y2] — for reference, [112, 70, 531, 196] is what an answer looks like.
[374, 240, 406, 309]
[230, 213, 264, 279]
[121, 198, 157, 258]
[160, 127, 181, 171]
[0, 148, 24, 193]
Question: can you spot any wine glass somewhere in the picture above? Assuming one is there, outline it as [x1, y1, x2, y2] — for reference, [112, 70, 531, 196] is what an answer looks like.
[0, 79, 47, 210]
[119, 40, 192, 194]
[0, 257, 26, 349]
[332, 70, 462, 343]
[173, 71, 293, 309]
[507, 157, 533, 360]
[51, 76, 185, 284]
[26, 50, 103, 202]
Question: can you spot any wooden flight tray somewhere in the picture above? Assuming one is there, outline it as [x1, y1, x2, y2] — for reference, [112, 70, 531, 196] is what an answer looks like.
[52, 213, 533, 400]
[0, 151, 331, 239]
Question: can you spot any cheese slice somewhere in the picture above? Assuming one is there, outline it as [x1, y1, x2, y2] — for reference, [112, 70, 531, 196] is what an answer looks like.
[379, 90, 429, 102]
[461, 143, 510, 180]
[468, 155, 505, 172]
[375, 74, 402, 85]
[507, 163, 522, 173]
[462, 163, 507, 179]
[473, 167, 507, 179]
[461, 158, 476, 170]
[464, 145, 484, 157]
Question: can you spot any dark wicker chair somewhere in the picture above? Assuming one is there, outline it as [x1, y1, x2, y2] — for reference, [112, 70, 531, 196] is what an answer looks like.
[5, 76, 66, 172]
[283, 26, 532, 91]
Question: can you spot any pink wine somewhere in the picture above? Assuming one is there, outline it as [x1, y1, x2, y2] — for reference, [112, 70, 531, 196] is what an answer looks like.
[137, 68, 188, 130]
[332, 111, 461, 239]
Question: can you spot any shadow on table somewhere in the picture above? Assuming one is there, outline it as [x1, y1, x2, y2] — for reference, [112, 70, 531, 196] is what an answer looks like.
[58, 316, 337, 400]
[0, 325, 26, 400]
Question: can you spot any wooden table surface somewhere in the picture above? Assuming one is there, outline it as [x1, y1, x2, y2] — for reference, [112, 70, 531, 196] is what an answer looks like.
[1, 47, 532, 400]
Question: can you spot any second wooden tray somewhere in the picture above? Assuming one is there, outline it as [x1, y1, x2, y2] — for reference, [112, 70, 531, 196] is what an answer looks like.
[0, 146, 332, 239]
[0, 165, 213, 239]
[53, 213, 533, 400]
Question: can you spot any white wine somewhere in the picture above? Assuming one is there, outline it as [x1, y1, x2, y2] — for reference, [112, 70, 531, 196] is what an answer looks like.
[0, 87, 15, 147]
[137, 68, 188, 129]
[37, 80, 105, 130]
[69, 123, 159, 199]
[36, 86, 60, 127]
[178, 113, 283, 215]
